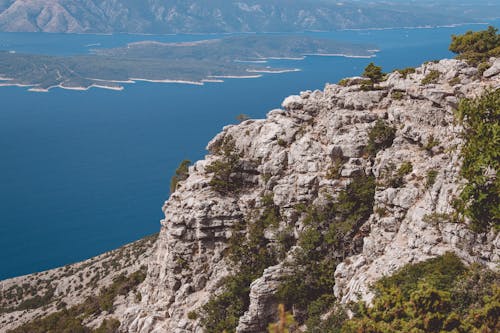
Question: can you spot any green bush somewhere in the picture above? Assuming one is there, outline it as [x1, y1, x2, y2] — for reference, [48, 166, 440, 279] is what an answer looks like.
[9, 268, 146, 333]
[396, 67, 416, 78]
[170, 159, 191, 193]
[422, 135, 440, 154]
[365, 120, 396, 156]
[362, 62, 384, 83]
[341, 253, 500, 333]
[478, 62, 491, 75]
[386, 162, 413, 188]
[421, 70, 441, 84]
[391, 91, 404, 100]
[426, 170, 438, 188]
[449, 26, 500, 65]
[200, 195, 281, 333]
[448, 76, 461, 86]
[206, 135, 243, 194]
[277, 175, 375, 326]
[187, 311, 198, 320]
[277, 138, 287, 147]
[454, 89, 500, 232]
[338, 78, 349, 86]
[235, 113, 250, 123]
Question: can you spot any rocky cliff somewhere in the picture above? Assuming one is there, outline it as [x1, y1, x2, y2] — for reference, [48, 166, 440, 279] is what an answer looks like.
[119, 57, 499, 332]
[2, 57, 499, 333]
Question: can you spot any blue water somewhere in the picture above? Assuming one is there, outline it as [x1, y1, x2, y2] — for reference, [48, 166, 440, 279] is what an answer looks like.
[0, 21, 498, 280]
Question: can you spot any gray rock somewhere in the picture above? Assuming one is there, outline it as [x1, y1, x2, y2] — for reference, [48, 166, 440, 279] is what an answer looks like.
[483, 58, 500, 78]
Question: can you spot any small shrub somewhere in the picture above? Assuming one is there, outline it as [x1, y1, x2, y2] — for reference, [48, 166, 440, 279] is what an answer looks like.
[398, 161, 413, 176]
[386, 161, 413, 188]
[360, 80, 374, 91]
[375, 252, 466, 299]
[448, 76, 461, 86]
[397, 67, 416, 78]
[426, 170, 438, 188]
[277, 138, 287, 147]
[391, 91, 404, 100]
[375, 206, 388, 217]
[187, 311, 198, 320]
[362, 62, 384, 83]
[337, 78, 349, 86]
[423, 212, 453, 225]
[170, 159, 191, 193]
[477, 61, 491, 75]
[365, 120, 396, 156]
[421, 69, 441, 84]
[454, 89, 500, 232]
[341, 253, 500, 333]
[206, 135, 242, 194]
[422, 134, 440, 153]
[325, 157, 344, 180]
[235, 113, 250, 123]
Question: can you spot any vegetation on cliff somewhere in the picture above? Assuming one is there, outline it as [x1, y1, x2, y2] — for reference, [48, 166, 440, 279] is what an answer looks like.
[8, 267, 147, 333]
[342, 253, 499, 333]
[450, 26, 500, 66]
[454, 89, 500, 232]
[170, 159, 191, 193]
[269, 254, 499, 333]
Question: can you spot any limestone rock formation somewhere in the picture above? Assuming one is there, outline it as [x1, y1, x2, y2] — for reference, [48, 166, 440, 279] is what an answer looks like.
[2, 56, 498, 333]
[119, 57, 499, 332]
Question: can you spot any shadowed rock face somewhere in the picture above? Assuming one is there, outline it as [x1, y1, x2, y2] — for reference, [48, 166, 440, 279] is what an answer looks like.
[0, 0, 494, 34]
[118, 57, 499, 332]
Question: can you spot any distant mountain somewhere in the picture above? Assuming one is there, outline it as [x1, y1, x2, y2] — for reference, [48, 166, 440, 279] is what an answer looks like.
[0, 0, 498, 34]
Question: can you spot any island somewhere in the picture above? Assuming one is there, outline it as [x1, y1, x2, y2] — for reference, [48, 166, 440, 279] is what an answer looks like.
[0, 35, 376, 92]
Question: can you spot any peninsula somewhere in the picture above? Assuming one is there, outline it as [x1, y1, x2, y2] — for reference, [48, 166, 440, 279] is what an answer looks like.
[0, 35, 375, 92]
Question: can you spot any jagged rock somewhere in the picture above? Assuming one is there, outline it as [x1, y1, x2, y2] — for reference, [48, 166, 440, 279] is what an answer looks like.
[3, 58, 499, 333]
[236, 264, 289, 333]
[120, 58, 499, 332]
[483, 58, 500, 78]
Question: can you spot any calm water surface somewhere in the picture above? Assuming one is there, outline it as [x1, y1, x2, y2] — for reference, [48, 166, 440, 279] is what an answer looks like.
[0, 21, 498, 279]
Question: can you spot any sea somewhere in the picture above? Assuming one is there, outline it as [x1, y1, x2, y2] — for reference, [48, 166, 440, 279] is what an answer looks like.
[1, 20, 498, 280]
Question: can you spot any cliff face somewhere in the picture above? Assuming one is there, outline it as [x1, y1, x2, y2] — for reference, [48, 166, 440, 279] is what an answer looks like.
[120, 58, 499, 332]
[2, 57, 498, 333]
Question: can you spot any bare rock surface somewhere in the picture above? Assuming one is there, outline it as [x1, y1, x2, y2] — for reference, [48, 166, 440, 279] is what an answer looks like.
[119, 57, 499, 332]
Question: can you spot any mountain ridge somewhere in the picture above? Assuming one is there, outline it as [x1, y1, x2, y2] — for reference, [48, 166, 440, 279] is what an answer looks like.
[1, 0, 499, 34]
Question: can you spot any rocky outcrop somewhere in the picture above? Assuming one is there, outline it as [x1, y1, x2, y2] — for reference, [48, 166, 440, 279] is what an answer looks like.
[118, 57, 499, 332]
[2, 57, 498, 333]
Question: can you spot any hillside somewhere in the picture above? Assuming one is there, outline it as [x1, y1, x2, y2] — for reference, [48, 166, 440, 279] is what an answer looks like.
[0, 0, 499, 34]
[1, 51, 498, 332]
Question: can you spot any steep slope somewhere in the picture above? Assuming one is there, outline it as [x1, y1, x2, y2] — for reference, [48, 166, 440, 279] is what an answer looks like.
[3, 57, 499, 333]
[0, 0, 496, 34]
[118, 58, 499, 332]
[0, 235, 157, 332]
